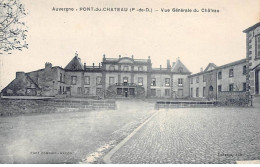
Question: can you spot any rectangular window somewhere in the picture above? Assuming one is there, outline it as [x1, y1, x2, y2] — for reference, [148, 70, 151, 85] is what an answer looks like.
[117, 88, 122, 95]
[151, 89, 156, 96]
[96, 88, 102, 96]
[138, 66, 143, 71]
[218, 85, 222, 92]
[178, 78, 183, 87]
[165, 89, 170, 96]
[129, 88, 135, 95]
[203, 87, 205, 97]
[196, 77, 199, 83]
[243, 65, 246, 75]
[190, 88, 193, 97]
[151, 78, 156, 86]
[96, 77, 102, 85]
[229, 84, 234, 92]
[60, 73, 62, 82]
[123, 77, 128, 85]
[203, 75, 206, 82]
[243, 82, 246, 92]
[165, 78, 170, 87]
[84, 87, 90, 95]
[138, 77, 143, 86]
[196, 88, 199, 97]
[257, 36, 260, 58]
[218, 71, 222, 79]
[109, 65, 115, 71]
[84, 76, 90, 85]
[123, 66, 129, 71]
[77, 87, 82, 94]
[109, 77, 115, 85]
[229, 69, 234, 77]
[190, 78, 193, 84]
[71, 76, 77, 85]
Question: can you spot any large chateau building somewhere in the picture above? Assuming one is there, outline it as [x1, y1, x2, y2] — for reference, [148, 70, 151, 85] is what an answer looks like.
[1, 54, 191, 99]
[2, 22, 260, 100]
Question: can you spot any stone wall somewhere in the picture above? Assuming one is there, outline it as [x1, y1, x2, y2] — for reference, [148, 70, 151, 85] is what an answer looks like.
[0, 99, 116, 116]
[217, 91, 249, 106]
[155, 101, 216, 109]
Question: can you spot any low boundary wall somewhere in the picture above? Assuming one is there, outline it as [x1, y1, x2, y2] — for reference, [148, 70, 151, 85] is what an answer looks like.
[155, 101, 216, 109]
[0, 98, 116, 116]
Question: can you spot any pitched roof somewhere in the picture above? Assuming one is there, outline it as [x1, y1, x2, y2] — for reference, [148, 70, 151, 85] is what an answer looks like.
[243, 22, 260, 33]
[64, 56, 84, 70]
[204, 63, 217, 72]
[172, 59, 190, 73]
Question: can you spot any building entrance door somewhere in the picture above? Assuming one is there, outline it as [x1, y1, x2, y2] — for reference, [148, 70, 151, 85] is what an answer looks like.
[208, 86, 214, 100]
[123, 88, 128, 97]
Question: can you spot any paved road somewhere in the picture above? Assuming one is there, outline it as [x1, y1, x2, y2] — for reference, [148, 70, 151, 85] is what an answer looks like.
[111, 107, 260, 164]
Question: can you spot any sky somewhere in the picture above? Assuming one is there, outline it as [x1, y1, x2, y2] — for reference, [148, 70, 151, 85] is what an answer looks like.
[0, 0, 260, 90]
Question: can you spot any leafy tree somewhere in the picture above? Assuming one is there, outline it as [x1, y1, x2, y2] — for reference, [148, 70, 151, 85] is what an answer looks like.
[0, 0, 28, 53]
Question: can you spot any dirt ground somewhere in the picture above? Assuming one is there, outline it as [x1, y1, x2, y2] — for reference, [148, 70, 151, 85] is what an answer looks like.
[0, 100, 155, 164]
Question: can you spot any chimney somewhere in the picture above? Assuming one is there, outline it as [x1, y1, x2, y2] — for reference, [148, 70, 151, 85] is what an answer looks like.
[119, 55, 121, 58]
[93, 63, 94, 68]
[99, 63, 100, 68]
[16, 71, 25, 79]
[45, 62, 52, 69]
[84, 63, 86, 70]
[160, 65, 162, 70]
[200, 67, 203, 72]
[131, 55, 134, 59]
[172, 62, 175, 67]
[167, 59, 171, 69]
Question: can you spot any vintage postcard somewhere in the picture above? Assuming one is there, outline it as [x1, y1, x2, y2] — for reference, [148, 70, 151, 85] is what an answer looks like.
[0, 0, 260, 165]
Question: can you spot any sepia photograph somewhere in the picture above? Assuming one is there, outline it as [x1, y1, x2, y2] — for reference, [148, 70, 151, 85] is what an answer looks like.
[0, 0, 260, 165]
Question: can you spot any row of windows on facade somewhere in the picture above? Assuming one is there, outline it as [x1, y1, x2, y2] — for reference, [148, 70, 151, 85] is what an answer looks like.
[109, 65, 145, 71]
[58, 86, 176, 97]
[67, 76, 184, 87]
[190, 65, 247, 84]
[190, 83, 247, 97]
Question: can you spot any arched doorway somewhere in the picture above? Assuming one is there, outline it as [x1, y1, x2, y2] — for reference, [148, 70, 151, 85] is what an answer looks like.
[208, 86, 214, 100]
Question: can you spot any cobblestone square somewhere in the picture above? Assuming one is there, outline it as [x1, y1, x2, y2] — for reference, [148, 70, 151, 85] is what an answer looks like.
[111, 107, 260, 164]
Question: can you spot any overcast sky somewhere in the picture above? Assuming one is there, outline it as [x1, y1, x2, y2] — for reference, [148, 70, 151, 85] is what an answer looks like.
[0, 0, 259, 90]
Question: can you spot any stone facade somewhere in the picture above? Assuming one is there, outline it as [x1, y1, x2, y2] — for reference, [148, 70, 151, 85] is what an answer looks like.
[2, 54, 191, 99]
[189, 59, 247, 100]
[243, 22, 260, 96]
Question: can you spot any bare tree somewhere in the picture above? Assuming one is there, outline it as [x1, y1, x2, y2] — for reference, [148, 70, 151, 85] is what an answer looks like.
[0, 0, 28, 53]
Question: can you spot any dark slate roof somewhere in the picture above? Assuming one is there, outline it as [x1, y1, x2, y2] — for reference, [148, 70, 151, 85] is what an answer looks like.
[104, 57, 149, 64]
[243, 22, 260, 33]
[172, 59, 190, 73]
[64, 56, 84, 70]
[189, 58, 246, 77]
